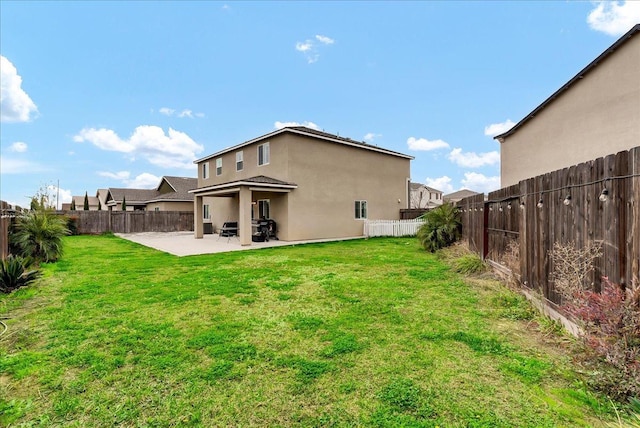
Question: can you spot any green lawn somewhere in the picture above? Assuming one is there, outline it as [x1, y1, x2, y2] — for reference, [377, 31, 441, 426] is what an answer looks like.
[0, 235, 620, 427]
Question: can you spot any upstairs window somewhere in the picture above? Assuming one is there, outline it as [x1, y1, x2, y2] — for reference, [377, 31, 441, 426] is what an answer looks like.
[202, 162, 209, 179]
[355, 200, 367, 219]
[258, 142, 270, 166]
[236, 151, 244, 171]
[216, 158, 222, 176]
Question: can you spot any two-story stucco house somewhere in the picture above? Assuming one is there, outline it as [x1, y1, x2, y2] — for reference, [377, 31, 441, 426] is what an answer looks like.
[409, 183, 443, 209]
[496, 24, 639, 187]
[190, 126, 413, 245]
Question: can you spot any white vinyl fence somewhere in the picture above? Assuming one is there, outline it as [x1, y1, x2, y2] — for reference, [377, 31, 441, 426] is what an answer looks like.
[364, 218, 424, 238]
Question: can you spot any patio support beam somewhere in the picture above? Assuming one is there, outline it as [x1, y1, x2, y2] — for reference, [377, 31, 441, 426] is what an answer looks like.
[239, 186, 252, 246]
[194, 195, 203, 239]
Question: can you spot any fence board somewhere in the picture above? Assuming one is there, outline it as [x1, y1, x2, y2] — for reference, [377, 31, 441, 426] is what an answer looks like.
[459, 146, 640, 305]
[60, 211, 194, 234]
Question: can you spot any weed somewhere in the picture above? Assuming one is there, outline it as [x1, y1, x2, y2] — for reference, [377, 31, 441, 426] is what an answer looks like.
[453, 254, 487, 275]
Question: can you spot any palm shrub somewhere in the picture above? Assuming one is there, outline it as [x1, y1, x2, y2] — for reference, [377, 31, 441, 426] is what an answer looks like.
[417, 203, 461, 252]
[11, 210, 70, 263]
[0, 255, 41, 293]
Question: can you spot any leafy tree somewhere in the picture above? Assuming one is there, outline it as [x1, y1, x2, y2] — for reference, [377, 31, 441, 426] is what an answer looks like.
[0, 255, 41, 293]
[417, 203, 461, 252]
[70, 199, 76, 211]
[83, 192, 89, 210]
[11, 210, 70, 263]
[121, 196, 127, 211]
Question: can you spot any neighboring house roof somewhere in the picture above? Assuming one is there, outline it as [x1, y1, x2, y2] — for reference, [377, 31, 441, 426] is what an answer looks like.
[195, 126, 414, 163]
[443, 189, 480, 201]
[495, 24, 640, 141]
[146, 176, 197, 203]
[106, 176, 197, 205]
[106, 188, 159, 205]
[72, 195, 100, 206]
[191, 175, 298, 194]
[409, 182, 442, 193]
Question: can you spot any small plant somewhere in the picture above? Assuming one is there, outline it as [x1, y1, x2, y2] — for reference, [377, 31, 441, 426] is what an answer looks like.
[0, 255, 41, 293]
[549, 241, 602, 297]
[11, 210, 70, 263]
[416, 203, 461, 252]
[551, 242, 640, 399]
[453, 253, 487, 274]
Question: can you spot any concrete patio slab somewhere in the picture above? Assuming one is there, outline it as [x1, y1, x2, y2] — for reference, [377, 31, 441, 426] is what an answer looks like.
[115, 231, 363, 256]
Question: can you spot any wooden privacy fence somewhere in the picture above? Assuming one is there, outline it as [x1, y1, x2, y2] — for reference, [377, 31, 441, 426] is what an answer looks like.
[63, 211, 194, 234]
[0, 216, 10, 260]
[459, 147, 640, 305]
[364, 219, 424, 237]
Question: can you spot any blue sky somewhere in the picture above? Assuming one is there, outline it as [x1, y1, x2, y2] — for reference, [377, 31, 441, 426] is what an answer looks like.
[1, 1, 639, 208]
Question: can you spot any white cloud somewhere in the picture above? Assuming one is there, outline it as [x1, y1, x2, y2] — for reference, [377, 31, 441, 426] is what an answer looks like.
[9, 142, 28, 152]
[98, 171, 161, 189]
[128, 172, 161, 189]
[158, 107, 203, 118]
[424, 176, 454, 194]
[407, 137, 450, 151]
[74, 125, 203, 169]
[98, 170, 131, 181]
[295, 41, 313, 52]
[587, 1, 640, 36]
[0, 156, 46, 174]
[274, 121, 320, 130]
[448, 148, 500, 168]
[484, 119, 516, 137]
[315, 35, 335, 45]
[461, 172, 500, 194]
[1, 56, 38, 123]
[364, 133, 382, 142]
[296, 34, 334, 63]
[46, 184, 72, 208]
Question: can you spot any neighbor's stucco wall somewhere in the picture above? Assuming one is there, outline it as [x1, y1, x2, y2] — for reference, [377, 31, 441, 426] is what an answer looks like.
[500, 34, 640, 187]
[145, 201, 194, 211]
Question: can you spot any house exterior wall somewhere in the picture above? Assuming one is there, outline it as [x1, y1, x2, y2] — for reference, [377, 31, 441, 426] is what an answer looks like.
[196, 131, 411, 241]
[284, 134, 409, 240]
[145, 201, 193, 211]
[500, 34, 640, 187]
[410, 186, 443, 208]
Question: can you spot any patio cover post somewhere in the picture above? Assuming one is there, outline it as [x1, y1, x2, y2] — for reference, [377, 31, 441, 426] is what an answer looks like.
[194, 195, 203, 239]
[239, 186, 252, 246]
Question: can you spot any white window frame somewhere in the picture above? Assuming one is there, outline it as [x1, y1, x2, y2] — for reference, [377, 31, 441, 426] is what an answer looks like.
[216, 158, 222, 176]
[355, 200, 367, 220]
[203, 204, 210, 220]
[258, 142, 270, 166]
[202, 162, 209, 179]
[236, 151, 244, 171]
[154, 207, 160, 212]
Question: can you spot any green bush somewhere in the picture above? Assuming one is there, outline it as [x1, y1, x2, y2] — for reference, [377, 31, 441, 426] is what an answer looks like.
[454, 253, 487, 274]
[0, 255, 41, 293]
[417, 203, 461, 252]
[11, 210, 70, 263]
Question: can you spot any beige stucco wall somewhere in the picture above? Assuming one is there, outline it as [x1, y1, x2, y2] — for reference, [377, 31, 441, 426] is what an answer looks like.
[195, 132, 411, 241]
[145, 201, 194, 212]
[284, 134, 410, 240]
[500, 35, 640, 187]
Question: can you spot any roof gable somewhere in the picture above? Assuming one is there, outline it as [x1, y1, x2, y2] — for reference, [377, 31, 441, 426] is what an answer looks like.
[195, 126, 414, 163]
[495, 24, 639, 141]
